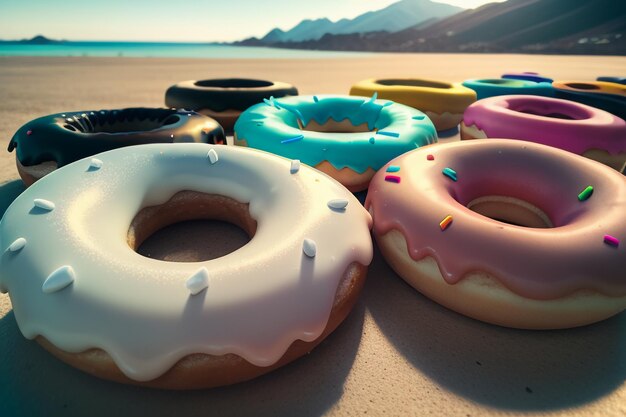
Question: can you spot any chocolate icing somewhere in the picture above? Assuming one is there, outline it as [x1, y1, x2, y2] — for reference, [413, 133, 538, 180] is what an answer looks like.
[165, 79, 299, 113]
[366, 139, 626, 300]
[8, 108, 225, 167]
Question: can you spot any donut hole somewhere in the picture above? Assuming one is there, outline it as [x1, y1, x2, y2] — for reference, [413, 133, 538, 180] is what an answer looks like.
[299, 118, 372, 133]
[504, 97, 591, 120]
[375, 79, 452, 89]
[566, 83, 600, 90]
[479, 79, 523, 86]
[63, 109, 182, 134]
[128, 191, 257, 262]
[467, 196, 553, 228]
[194, 79, 273, 89]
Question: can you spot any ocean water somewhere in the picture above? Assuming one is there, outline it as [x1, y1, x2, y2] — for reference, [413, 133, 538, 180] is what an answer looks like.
[0, 42, 368, 59]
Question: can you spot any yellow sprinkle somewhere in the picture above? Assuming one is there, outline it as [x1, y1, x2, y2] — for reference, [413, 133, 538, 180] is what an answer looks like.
[440, 215, 453, 231]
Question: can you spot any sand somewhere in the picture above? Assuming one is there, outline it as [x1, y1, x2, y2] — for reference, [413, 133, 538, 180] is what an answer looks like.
[0, 54, 625, 417]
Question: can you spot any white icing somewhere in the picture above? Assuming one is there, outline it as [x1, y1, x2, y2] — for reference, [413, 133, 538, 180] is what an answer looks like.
[89, 158, 103, 170]
[8, 237, 27, 252]
[290, 159, 301, 174]
[302, 239, 317, 258]
[33, 198, 55, 211]
[207, 148, 219, 164]
[328, 199, 349, 210]
[186, 268, 209, 295]
[0, 144, 372, 381]
[42, 265, 75, 293]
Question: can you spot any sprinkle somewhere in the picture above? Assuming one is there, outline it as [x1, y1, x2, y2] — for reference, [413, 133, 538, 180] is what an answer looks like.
[290, 159, 301, 174]
[185, 267, 209, 295]
[427, 154, 435, 161]
[170, 134, 174, 139]
[303, 238, 317, 258]
[386, 165, 400, 173]
[207, 149, 219, 164]
[62, 114, 66, 117]
[604, 235, 619, 247]
[33, 198, 55, 211]
[263, 98, 272, 106]
[328, 199, 349, 210]
[42, 265, 75, 293]
[440, 215, 453, 231]
[383, 102, 393, 107]
[26, 130, 33, 136]
[385, 175, 401, 184]
[66, 118, 73, 123]
[577, 185, 593, 201]
[7, 238, 27, 252]
[413, 115, 426, 120]
[281, 135, 304, 144]
[442, 167, 457, 181]
[369, 92, 378, 102]
[377, 131, 400, 138]
[89, 158, 103, 170]
[369, 137, 375, 144]
[313, 96, 319, 102]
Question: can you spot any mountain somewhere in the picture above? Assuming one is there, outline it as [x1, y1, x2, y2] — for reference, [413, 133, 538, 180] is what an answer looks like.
[249, 0, 626, 55]
[257, 0, 463, 43]
[0, 35, 64, 44]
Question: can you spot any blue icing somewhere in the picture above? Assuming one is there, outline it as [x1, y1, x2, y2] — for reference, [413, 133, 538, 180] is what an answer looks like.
[234, 95, 437, 174]
[462, 78, 554, 100]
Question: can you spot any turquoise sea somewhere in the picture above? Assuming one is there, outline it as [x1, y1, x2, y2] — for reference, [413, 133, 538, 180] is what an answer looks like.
[0, 41, 368, 59]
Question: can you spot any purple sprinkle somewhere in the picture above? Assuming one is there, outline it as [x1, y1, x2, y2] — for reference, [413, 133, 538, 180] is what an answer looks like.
[385, 175, 401, 184]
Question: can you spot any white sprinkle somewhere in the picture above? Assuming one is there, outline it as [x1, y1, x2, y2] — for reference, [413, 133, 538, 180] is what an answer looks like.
[207, 149, 219, 164]
[33, 199, 55, 211]
[89, 158, 103, 170]
[290, 159, 301, 174]
[186, 267, 209, 295]
[8, 238, 27, 252]
[328, 199, 349, 210]
[42, 265, 75, 293]
[303, 238, 317, 258]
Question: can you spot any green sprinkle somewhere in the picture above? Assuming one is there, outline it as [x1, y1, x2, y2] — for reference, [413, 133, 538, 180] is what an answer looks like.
[442, 167, 457, 182]
[578, 185, 593, 201]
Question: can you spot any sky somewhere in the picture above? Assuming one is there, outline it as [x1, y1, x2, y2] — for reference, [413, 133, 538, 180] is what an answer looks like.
[0, 0, 506, 42]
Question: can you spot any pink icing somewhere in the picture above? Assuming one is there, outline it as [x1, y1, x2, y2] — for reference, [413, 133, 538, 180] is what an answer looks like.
[463, 95, 626, 155]
[366, 139, 626, 300]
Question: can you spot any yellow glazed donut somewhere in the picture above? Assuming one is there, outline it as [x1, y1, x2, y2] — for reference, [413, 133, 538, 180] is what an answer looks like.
[350, 78, 477, 131]
[0, 144, 373, 388]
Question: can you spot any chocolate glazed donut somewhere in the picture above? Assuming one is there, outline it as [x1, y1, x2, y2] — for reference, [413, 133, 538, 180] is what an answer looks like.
[165, 79, 299, 133]
[8, 108, 225, 185]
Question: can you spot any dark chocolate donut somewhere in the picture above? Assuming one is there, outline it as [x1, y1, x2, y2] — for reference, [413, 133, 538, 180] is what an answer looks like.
[9, 108, 225, 170]
[165, 79, 298, 132]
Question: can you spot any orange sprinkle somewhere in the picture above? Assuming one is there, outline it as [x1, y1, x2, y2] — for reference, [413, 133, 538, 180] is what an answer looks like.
[440, 215, 453, 231]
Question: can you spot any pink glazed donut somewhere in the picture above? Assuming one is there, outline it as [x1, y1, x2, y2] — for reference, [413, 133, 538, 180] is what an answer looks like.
[366, 139, 626, 329]
[460, 95, 626, 172]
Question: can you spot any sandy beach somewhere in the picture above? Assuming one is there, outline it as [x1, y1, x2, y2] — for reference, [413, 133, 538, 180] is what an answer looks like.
[0, 54, 625, 417]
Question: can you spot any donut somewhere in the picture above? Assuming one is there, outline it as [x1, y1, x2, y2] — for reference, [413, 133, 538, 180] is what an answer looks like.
[597, 76, 626, 85]
[366, 139, 626, 329]
[460, 95, 626, 172]
[462, 78, 554, 100]
[233, 94, 438, 192]
[349, 78, 476, 131]
[8, 107, 224, 186]
[0, 143, 373, 389]
[501, 72, 553, 84]
[165, 78, 298, 133]
[552, 80, 626, 120]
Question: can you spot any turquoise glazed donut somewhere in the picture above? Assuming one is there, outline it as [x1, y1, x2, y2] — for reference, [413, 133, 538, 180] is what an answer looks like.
[234, 94, 437, 192]
[462, 78, 554, 100]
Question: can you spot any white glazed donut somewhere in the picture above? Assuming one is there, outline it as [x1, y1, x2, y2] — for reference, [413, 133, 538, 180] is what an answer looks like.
[0, 143, 373, 388]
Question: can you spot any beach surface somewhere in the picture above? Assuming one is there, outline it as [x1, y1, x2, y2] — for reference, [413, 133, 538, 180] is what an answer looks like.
[1, 54, 625, 417]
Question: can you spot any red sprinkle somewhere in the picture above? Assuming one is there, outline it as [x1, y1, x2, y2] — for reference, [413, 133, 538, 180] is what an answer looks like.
[427, 154, 434, 161]
[26, 130, 33, 136]
[385, 175, 401, 184]
[604, 235, 619, 247]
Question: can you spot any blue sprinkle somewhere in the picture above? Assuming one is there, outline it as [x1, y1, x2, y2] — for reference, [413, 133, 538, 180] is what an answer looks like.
[442, 167, 457, 181]
[281, 135, 304, 144]
[369, 137, 375, 144]
[313, 96, 319, 103]
[412, 115, 426, 120]
[263, 98, 272, 106]
[370, 92, 378, 102]
[383, 102, 393, 107]
[386, 165, 400, 173]
[377, 131, 400, 138]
